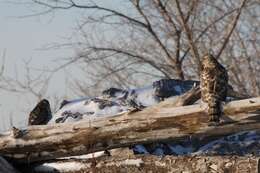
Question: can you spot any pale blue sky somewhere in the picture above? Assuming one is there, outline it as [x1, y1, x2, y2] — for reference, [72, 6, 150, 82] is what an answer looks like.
[0, 1, 82, 131]
[0, 0, 131, 132]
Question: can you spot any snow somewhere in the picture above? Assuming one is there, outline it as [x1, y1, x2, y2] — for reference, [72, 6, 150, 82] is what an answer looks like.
[132, 144, 149, 154]
[50, 79, 198, 124]
[152, 147, 165, 156]
[47, 79, 260, 158]
[174, 85, 183, 94]
[168, 145, 194, 155]
[131, 86, 159, 106]
[49, 84, 161, 124]
[63, 151, 106, 159]
[193, 131, 260, 156]
[49, 98, 129, 124]
[34, 161, 90, 172]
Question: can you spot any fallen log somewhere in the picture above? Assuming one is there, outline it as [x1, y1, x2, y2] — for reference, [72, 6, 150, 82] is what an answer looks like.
[0, 97, 259, 163]
[28, 155, 259, 173]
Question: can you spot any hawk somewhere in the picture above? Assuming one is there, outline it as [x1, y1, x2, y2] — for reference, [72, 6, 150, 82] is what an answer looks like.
[200, 53, 228, 123]
[28, 99, 52, 125]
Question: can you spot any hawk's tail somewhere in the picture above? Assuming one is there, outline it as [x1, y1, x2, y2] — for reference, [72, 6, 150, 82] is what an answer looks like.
[208, 98, 222, 122]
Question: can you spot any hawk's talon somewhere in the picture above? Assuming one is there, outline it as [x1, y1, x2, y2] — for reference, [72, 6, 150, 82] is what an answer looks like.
[208, 120, 220, 126]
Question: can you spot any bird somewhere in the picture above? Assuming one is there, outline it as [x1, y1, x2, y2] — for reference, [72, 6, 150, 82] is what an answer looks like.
[200, 53, 228, 124]
[28, 99, 52, 125]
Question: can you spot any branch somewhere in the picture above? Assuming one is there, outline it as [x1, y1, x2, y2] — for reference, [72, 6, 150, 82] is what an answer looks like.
[131, 1, 180, 77]
[152, 0, 184, 79]
[33, 0, 148, 28]
[153, 0, 178, 32]
[90, 46, 171, 78]
[0, 50, 6, 77]
[175, 0, 201, 74]
[216, 0, 248, 59]
[0, 97, 260, 163]
[180, 7, 239, 62]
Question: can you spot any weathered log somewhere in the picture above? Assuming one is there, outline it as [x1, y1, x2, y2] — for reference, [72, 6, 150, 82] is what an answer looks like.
[0, 97, 260, 163]
[28, 155, 259, 173]
[0, 156, 20, 173]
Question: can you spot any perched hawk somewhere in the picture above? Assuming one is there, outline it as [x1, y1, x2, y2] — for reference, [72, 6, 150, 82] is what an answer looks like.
[200, 53, 228, 123]
[28, 99, 52, 125]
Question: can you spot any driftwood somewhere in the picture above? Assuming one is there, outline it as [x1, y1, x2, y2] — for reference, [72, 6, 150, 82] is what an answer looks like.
[27, 155, 259, 173]
[0, 97, 259, 163]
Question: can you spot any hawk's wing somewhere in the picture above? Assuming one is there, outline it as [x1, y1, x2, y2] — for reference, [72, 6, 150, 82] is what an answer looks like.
[200, 65, 228, 102]
[215, 65, 228, 101]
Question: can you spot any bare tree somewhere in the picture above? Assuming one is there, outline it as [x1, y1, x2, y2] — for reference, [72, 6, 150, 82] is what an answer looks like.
[0, 56, 63, 119]
[16, 0, 257, 97]
[1, 0, 260, 98]
[0, 58, 50, 101]
[0, 51, 5, 78]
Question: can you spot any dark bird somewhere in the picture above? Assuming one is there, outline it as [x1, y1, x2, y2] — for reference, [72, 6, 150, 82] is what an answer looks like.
[28, 99, 52, 125]
[200, 53, 228, 124]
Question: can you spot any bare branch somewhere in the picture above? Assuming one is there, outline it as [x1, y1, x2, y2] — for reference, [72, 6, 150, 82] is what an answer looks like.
[131, 1, 183, 79]
[175, 0, 201, 74]
[0, 50, 6, 77]
[216, 0, 248, 59]
[90, 46, 171, 78]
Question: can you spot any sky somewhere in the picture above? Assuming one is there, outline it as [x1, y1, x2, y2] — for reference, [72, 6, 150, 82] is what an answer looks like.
[0, 1, 83, 131]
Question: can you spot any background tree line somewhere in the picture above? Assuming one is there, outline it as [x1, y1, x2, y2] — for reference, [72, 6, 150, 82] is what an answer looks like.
[0, 0, 259, 130]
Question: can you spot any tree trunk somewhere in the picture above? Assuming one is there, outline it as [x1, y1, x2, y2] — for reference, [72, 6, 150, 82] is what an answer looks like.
[0, 97, 259, 163]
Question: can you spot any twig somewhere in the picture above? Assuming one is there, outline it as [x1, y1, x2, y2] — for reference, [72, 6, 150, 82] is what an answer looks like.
[216, 0, 248, 59]
[175, 0, 201, 74]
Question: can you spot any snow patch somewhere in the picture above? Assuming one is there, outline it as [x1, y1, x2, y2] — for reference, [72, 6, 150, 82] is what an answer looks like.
[152, 147, 165, 156]
[132, 144, 149, 154]
[132, 86, 158, 106]
[174, 85, 182, 94]
[34, 162, 90, 172]
[47, 79, 260, 157]
[64, 151, 105, 159]
[168, 145, 194, 155]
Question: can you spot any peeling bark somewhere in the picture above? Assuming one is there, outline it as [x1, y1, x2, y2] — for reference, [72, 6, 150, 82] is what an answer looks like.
[0, 97, 259, 163]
